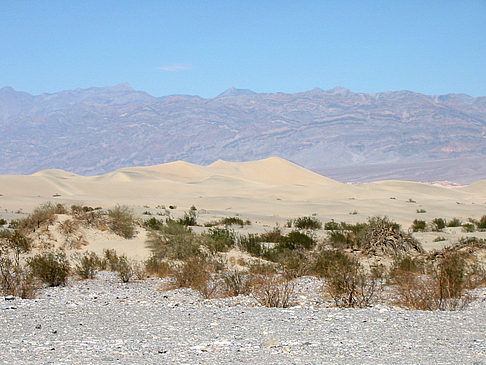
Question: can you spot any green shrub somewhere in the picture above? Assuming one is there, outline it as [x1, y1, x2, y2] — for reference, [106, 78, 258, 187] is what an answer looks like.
[432, 218, 446, 231]
[172, 256, 217, 298]
[19, 202, 66, 232]
[324, 254, 383, 308]
[145, 255, 171, 277]
[447, 218, 462, 227]
[101, 249, 120, 271]
[462, 223, 476, 232]
[72, 251, 101, 279]
[144, 217, 165, 231]
[114, 255, 134, 283]
[177, 210, 198, 226]
[108, 205, 136, 238]
[145, 222, 199, 260]
[324, 221, 340, 231]
[27, 250, 70, 287]
[0, 219, 7, 226]
[411, 219, 427, 232]
[238, 234, 263, 257]
[476, 215, 486, 230]
[293, 216, 322, 230]
[204, 227, 236, 253]
[222, 270, 251, 296]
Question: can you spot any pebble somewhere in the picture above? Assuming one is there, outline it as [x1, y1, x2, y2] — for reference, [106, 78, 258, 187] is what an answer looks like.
[0, 271, 484, 364]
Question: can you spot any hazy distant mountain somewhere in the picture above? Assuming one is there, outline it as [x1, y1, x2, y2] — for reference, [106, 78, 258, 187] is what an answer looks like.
[1, 84, 485, 183]
[217, 87, 257, 97]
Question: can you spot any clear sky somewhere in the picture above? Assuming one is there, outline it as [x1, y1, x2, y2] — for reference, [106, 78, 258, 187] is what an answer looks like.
[1, 1, 485, 98]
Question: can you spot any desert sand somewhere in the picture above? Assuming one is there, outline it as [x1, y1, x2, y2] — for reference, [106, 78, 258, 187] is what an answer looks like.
[1, 157, 485, 258]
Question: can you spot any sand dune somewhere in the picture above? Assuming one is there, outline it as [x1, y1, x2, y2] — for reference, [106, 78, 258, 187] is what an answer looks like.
[0, 157, 484, 230]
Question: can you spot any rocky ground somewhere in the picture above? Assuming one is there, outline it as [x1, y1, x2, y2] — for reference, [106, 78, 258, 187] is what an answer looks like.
[1, 272, 485, 364]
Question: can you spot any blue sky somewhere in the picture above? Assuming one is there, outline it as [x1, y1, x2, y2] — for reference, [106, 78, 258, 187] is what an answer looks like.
[1, 1, 485, 97]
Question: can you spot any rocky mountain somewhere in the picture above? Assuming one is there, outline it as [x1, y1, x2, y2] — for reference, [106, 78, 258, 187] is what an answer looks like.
[1, 84, 485, 182]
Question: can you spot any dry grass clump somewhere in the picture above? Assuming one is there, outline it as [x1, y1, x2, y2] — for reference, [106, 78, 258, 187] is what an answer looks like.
[0, 229, 37, 298]
[107, 205, 137, 239]
[324, 217, 423, 257]
[313, 248, 385, 308]
[391, 249, 483, 310]
[250, 274, 294, 308]
[17, 202, 66, 233]
[71, 251, 101, 279]
[171, 256, 221, 299]
[221, 270, 252, 297]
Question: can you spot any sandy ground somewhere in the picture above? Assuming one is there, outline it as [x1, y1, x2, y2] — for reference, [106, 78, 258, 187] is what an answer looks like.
[1, 157, 485, 257]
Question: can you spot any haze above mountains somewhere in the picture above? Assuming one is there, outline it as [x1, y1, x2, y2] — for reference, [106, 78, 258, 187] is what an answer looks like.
[1, 84, 485, 183]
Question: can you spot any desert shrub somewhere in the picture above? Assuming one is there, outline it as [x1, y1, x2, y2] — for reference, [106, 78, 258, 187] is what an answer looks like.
[72, 251, 101, 279]
[248, 261, 277, 275]
[312, 249, 350, 278]
[71, 205, 105, 228]
[476, 215, 486, 230]
[131, 261, 146, 280]
[277, 249, 312, 278]
[222, 270, 252, 296]
[204, 227, 236, 253]
[357, 217, 422, 255]
[292, 216, 322, 230]
[326, 259, 383, 308]
[18, 202, 66, 232]
[0, 219, 7, 226]
[436, 251, 466, 299]
[238, 234, 263, 257]
[0, 256, 37, 298]
[454, 237, 486, 250]
[145, 223, 200, 260]
[433, 236, 446, 242]
[416, 209, 426, 213]
[389, 255, 426, 279]
[101, 248, 120, 271]
[393, 250, 471, 310]
[411, 219, 427, 232]
[27, 250, 70, 287]
[172, 256, 217, 298]
[220, 217, 245, 226]
[114, 255, 134, 283]
[144, 217, 165, 231]
[258, 228, 285, 243]
[107, 205, 136, 239]
[327, 230, 354, 249]
[447, 218, 462, 227]
[0, 230, 38, 298]
[145, 255, 172, 277]
[432, 218, 446, 231]
[281, 231, 315, 250]
[250, 275, 294, 308]
[0, 229, 32, 257]
[177, 210, 198, 226]
[392, 271, 471, 311]
[59, 219, 80, 236]
[462, 223, 476, 232]
[324, 221, 340, 231]
[314, 249, 382, 307]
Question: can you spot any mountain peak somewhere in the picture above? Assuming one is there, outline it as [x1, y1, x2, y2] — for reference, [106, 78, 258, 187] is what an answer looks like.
[217, 87, 256, 97]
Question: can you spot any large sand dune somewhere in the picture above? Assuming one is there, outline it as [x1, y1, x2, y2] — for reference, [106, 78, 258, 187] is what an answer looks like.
[0, 157, 485, 229]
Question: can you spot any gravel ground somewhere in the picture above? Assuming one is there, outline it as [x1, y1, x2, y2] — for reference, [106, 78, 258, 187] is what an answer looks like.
[1, 272, 485, 364]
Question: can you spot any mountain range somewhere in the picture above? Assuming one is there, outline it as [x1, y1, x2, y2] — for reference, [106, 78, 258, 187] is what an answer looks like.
[1, 84, 485, 183]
